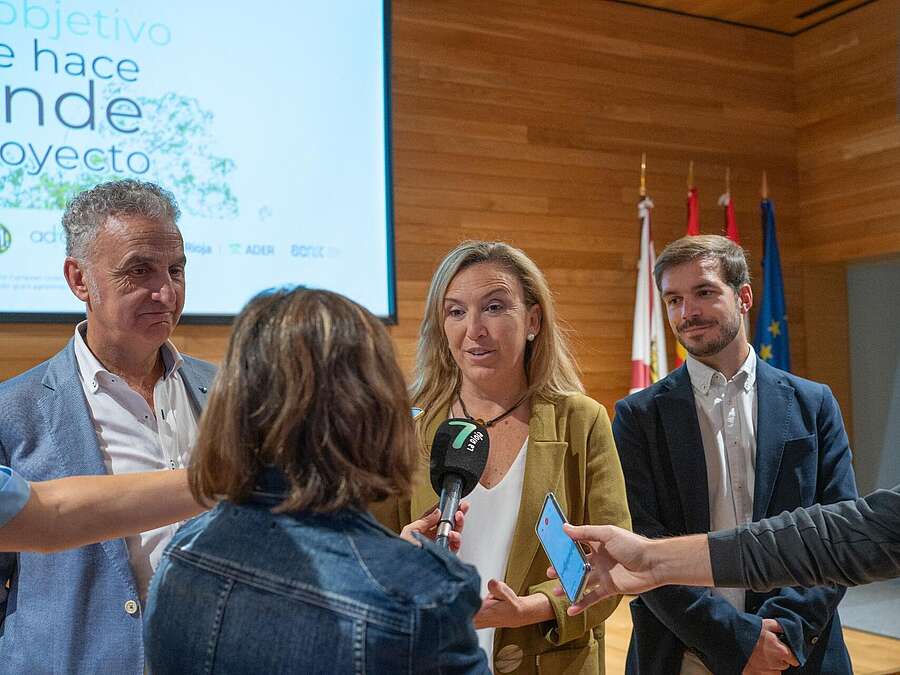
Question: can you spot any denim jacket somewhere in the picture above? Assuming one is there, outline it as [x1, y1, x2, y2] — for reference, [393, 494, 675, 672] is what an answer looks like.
[145, 472, 488, 674]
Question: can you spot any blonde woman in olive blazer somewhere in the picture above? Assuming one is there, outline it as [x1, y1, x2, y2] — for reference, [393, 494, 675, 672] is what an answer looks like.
[372, 393, 631, 674]
[371, 241, 631, 674]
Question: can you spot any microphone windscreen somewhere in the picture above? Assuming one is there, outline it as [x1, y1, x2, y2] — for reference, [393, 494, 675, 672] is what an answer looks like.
[430, 418, 490, 497]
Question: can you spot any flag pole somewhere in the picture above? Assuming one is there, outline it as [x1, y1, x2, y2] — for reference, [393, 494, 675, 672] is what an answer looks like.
[725, 166, 731, 196]
[688, 160, 694, 189]
[640, 153, 647, 198]
[761, 170, 769, 200]
[630, 153, 668, 391]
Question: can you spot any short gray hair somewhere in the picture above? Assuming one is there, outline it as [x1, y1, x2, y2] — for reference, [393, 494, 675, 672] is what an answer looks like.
[62, 180, 181, 260]
[654, 234, 750, 293]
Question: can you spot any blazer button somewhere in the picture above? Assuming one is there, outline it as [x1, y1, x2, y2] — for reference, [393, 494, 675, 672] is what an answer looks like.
[495, 644, 523, 673]
[810, 636, 819, 645]
[124, 599, 139, 615]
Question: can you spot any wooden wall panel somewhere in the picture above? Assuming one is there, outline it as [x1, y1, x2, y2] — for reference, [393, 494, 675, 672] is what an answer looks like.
[795, 0, 900, 264]
[801, 264, 854, 439]
[388, 0, 800, 409]
[1, 0, 805, 413]
[792, 0, 900, 423]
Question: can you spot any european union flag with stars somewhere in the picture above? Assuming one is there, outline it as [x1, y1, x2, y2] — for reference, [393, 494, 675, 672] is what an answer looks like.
[753, 198, 790, 371]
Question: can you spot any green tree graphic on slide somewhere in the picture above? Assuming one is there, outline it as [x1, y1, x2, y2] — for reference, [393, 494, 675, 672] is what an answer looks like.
[0, 87, 238, 218]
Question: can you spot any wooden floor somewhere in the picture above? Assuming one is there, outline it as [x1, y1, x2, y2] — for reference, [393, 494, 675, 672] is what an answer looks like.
[605, 597, 900, 675]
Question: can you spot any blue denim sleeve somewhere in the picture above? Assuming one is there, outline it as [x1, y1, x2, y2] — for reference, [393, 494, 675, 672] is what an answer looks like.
[434, 576, 490, 674]
[414, 541, 490, 674]
[0, 465, 30, 528]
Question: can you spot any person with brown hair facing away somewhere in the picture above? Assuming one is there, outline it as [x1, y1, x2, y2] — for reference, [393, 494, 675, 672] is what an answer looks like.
[144, 287, 488, 674]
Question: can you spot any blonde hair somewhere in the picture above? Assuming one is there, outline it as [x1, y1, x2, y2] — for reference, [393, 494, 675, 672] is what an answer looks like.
[410, 241, 583, 435]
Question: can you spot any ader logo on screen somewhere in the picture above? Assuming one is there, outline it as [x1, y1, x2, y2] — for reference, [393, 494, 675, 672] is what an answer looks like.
[0, 224, 11, 254]
[227, 242, 274, 255]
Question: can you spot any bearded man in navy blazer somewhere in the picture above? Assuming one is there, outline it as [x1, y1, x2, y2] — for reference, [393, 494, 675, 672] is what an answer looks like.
[0, 180, 216, 674]
[614, 235, 856, 675]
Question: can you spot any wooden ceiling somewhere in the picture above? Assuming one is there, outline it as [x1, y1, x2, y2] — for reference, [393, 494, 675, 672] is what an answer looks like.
[614, 0, 877, 34]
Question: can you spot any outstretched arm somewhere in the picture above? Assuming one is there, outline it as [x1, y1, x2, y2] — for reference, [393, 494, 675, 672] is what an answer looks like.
[711, 486, 900, 591]
[1, 469, 206, 553]
[548, 524, 713, 613]
[549, 484, 900, 610]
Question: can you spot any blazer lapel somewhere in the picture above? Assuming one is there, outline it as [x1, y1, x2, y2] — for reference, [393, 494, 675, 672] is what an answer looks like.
[504, 398, 567, 596]
[180, 357, 213, 416]
[39, 341, 109, 478]
[39, 340, 139, 596]
[409, 412, 444, 519]
[752, 360, 794, 520]
[655, 367, 711, 534]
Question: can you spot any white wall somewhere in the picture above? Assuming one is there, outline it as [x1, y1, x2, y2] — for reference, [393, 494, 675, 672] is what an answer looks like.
[848, 259, 900, 493]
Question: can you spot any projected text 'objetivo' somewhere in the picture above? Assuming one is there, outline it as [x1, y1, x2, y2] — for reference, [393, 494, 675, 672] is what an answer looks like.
[0, 1, 235, 216]
[0, 1, 393, 319]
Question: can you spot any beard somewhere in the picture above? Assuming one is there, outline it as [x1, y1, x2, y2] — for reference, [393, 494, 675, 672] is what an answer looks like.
[676, 304, 742, 358]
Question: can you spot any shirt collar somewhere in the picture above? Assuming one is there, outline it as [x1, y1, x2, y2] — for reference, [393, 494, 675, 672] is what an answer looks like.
[73, 321, 184, 394]
[686, 348, 757, 397]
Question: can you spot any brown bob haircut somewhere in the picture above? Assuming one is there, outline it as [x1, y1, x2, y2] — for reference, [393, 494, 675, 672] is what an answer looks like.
[190, 287, 416, 513]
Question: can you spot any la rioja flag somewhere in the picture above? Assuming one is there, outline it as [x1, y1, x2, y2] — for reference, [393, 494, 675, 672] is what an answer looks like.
[630, 197, 669, 393]
[686, 186, 701, 236]
[674, 185, 701, 368]
[719, 190, 740, 244]
[719, 189, 749, 334]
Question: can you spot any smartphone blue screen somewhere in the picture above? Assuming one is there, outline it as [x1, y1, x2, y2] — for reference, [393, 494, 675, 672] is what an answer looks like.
[536, 496, 586, 602]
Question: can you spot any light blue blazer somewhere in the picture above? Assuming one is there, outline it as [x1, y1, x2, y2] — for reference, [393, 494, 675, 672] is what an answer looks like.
[0, 339, 216, 675]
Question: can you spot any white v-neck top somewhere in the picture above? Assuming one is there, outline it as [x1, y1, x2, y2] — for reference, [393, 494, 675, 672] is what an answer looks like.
[457, 437, 529, 671]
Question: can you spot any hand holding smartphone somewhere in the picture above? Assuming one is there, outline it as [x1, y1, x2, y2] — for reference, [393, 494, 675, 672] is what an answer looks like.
[535, 492, 591, 604]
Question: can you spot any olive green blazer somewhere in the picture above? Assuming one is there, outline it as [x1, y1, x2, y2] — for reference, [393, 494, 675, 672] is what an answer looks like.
[370, 393, 632, 674]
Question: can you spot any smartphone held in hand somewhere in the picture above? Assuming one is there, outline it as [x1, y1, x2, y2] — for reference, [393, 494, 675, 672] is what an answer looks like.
[535, 492, 591, 603]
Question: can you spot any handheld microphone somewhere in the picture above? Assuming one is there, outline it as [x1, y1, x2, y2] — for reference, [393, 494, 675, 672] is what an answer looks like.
[429, 418, 489, 549]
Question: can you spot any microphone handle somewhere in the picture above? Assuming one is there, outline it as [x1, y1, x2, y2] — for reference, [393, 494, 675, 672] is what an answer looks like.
[436, 475, 463, 549]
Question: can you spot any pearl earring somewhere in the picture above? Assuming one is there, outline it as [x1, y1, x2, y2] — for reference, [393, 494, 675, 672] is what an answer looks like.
[527, 333, 535, 342]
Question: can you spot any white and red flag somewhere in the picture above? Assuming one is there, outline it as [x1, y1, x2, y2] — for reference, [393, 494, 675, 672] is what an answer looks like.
[673, 183, 701, 368]
[630, 197, 669, 393]
[719, 187, 749, 334]
[719, 189, 741, 244]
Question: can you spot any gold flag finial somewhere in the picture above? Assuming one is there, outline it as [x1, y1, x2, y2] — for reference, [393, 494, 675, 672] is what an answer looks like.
[640, 153, 647, 197]
[761, 170, 769, 199]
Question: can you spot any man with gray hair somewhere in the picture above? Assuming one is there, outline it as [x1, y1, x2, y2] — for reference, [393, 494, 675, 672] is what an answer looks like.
[0, 179, 216, 674]
[613, 235, 857, 675]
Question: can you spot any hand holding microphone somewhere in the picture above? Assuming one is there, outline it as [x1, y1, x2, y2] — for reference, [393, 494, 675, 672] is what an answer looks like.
[429, 418, 489, 549]
[400, 501, 469, 552]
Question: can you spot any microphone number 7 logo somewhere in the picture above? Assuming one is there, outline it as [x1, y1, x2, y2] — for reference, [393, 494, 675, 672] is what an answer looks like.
[448, 421, 477, 449]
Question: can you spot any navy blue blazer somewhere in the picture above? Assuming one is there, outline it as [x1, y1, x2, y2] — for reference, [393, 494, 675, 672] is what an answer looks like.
[613, 358, 858, 675]
[0, 339, 216, 675]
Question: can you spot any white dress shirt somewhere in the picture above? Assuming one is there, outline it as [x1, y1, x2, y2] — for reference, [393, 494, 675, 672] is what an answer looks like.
[73, 322, 199, 600]
[457, 438, 528, 672]
[681, 350, 758, 675]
